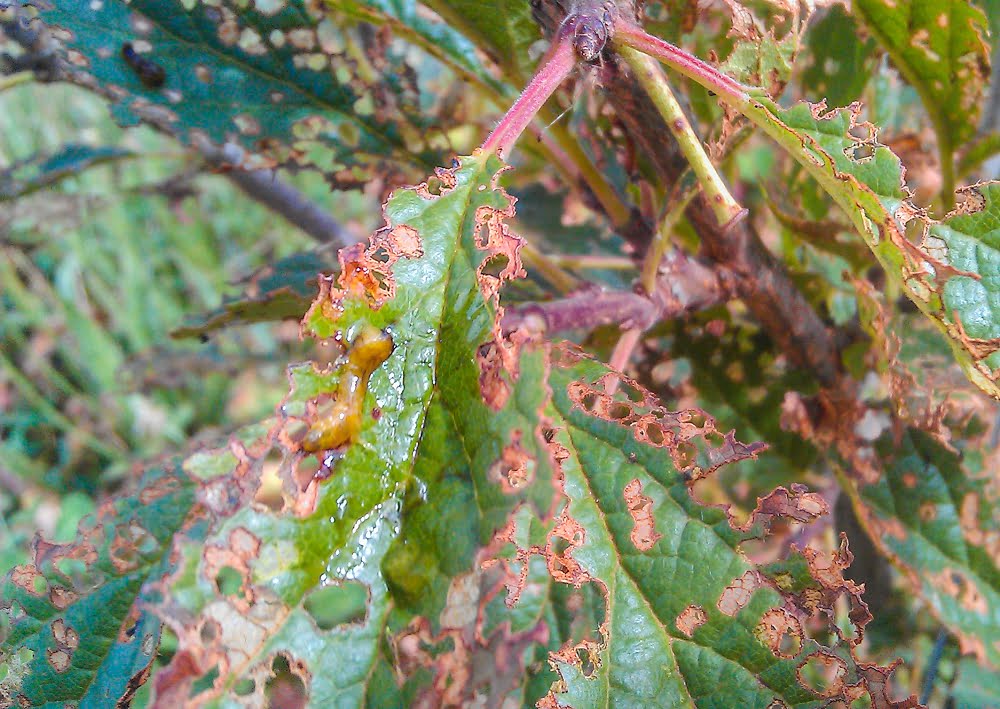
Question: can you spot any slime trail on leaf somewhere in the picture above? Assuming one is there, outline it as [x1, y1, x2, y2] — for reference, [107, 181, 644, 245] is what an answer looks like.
[302, 326, 393, 452]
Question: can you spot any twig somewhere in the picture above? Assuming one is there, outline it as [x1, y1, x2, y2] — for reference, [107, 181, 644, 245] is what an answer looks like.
[613, 20, 750, 103]
[603, 39, 841, 386]
[617, 45, 743, 228]
[198, 141, 357, 246]
[502, 248, 725, 335]
[919, 629, 949, 705]
[640, 170, 697, 294]
[481, 22, 578, 157]
[0, 69, 32, 91]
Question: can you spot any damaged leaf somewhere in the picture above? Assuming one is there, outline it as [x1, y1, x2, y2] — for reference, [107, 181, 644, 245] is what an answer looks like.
[852, 0, 991, 163]
[847, 426, 1000, 668]
[153, 152, 562, 706]
[0, 463, 197, 708]
[740, 97, 1000, 397]
[508, 356, 916, 707]
[34, 0, 441, 188]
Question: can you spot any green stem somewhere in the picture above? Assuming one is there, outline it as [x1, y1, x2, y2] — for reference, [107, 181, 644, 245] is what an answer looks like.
[938, 134, 956, 213]
[0, 70, 33, 92]
[522, 242, 580, 295]
[640, 171, 698, 294]
[617, 44, 743, 228]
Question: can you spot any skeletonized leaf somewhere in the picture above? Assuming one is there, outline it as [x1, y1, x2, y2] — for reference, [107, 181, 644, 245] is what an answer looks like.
[34, 0, 441, 188]
[0, 463, 198, 708]
[852, 0, 991, 152]
[739, 97, 1000, 397]
[849, 427, 1000, 669]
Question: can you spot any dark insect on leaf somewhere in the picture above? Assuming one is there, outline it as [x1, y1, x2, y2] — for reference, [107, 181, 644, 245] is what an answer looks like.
[121, 42, 166, 88]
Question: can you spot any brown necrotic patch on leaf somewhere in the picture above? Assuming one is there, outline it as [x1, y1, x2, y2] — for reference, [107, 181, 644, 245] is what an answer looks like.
[477, 340, 511, 410]
[735, 484, 829, 535]
[623, 478, 661, 551]
[202, 527, 262, 613]
[489, 431, 535, 493]
[718, 570, 763, 617]
[796, 651, 848, 699]
[675, 604, 707, 638]
[755, 608, 803, 659]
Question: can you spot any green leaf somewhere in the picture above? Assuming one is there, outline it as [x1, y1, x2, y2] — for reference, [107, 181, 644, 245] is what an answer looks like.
[800, 5, 877, 107]
[738, 96, 1000, 397]
[931, 182, 1000, 372]
[0, 463, 198, 708]
[951, 656, 1000, 708]
[852, 0, 991, 161]
[170, 250, 336, 339]
[36, 0, 440, 186]
[0, 143, 132, 201]
[524, 356, 909, 707]
[848, 427, 1000, 668]
[419, 0, 539, 81]
[153, 152, 560, 705]
[325, 0, 508, 95]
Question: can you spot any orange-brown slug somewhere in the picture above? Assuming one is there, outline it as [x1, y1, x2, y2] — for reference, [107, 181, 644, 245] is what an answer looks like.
[302, 325, 393, 453]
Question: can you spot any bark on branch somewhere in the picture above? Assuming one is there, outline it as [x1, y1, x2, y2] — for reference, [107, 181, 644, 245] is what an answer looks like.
[503, 248, 725, 334]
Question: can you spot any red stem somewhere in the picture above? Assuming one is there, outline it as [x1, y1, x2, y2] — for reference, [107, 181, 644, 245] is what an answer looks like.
[481, 22, 578, 157]
[614, 20, 749, 103]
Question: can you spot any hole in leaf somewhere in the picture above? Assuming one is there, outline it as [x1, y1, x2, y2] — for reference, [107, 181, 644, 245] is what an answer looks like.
[608, 402, 631, 420]
[644, 423, 664, 446]
[215, 566, 243, 598]
[704, 431, 724, 447]
[303, 581, 369, 630]
[576, 647, 597, 678]
[620, 381, 643, 402]
[424, 176, 446, 196]
[675, 442, 697, 470]
[234, 678, 255, 696]
[266, 655, 307, 709]
[796, 652, 847, 698]
[191, 665, 220, 698]
[581, 392, 598, 412]
[480, 253, 509, 280]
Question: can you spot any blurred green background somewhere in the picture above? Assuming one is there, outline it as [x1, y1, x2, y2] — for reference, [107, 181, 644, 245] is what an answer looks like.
[0, 81, 375, 571]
